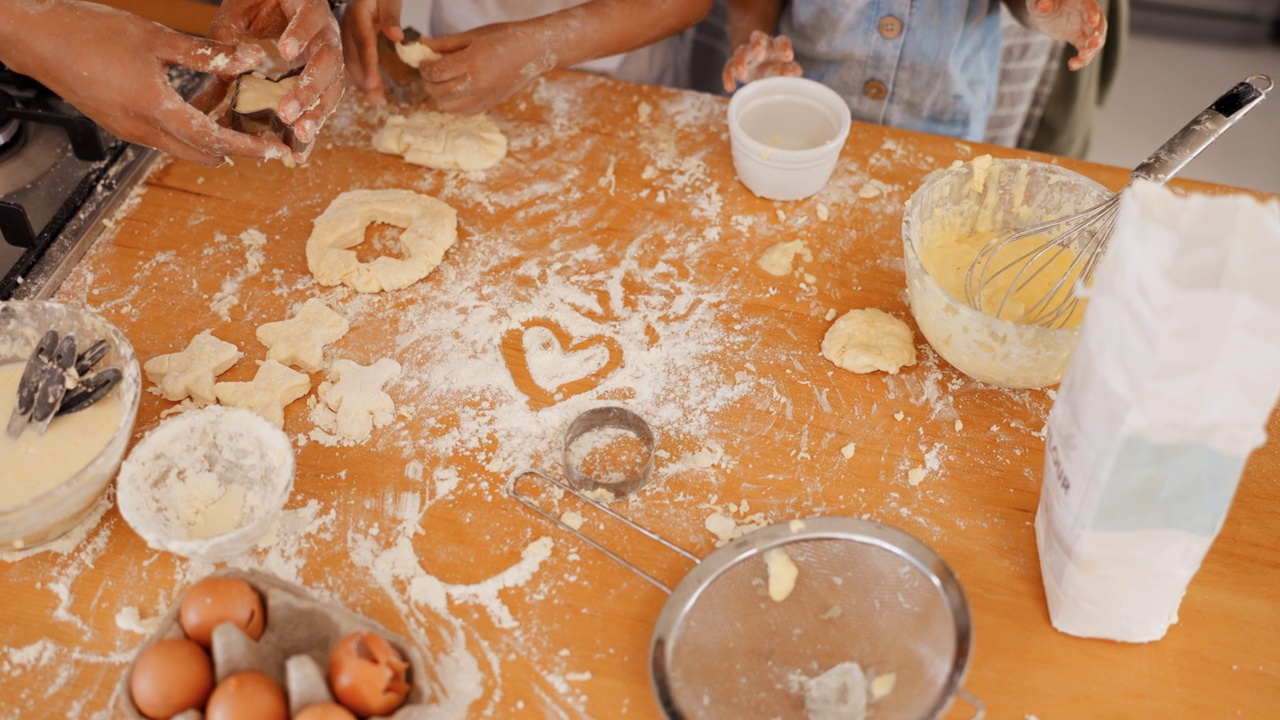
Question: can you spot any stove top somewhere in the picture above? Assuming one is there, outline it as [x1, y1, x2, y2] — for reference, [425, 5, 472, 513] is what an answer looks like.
[0, 64, 205, 299]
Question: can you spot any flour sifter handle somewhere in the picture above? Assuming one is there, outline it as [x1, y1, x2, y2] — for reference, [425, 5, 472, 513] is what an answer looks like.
[1130, 74, 1272, 186]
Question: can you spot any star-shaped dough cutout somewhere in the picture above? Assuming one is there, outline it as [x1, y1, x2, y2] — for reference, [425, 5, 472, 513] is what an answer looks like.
[143, 330, 242, 405]
[214, 360, 311, 429]
[317, 358, 402, 443]
[256, 299, 350, 372]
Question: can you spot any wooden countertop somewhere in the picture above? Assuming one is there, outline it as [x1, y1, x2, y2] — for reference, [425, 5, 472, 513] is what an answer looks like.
[4, 5, 1280, 719]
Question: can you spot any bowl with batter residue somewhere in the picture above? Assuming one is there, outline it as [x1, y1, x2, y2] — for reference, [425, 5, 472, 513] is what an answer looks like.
[117, 405, 294, 561]
[902, 157, 1111, 388]
[728, 77, 851, 201]
[0, 301, 142, 550]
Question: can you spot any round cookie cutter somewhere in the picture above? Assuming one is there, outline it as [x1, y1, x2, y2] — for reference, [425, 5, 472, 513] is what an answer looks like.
[562, 406, 655, 500]
[507, 407, 983, 719]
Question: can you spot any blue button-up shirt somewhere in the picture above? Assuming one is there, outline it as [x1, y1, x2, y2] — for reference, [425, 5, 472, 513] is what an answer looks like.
[781, 0, 1003, 141]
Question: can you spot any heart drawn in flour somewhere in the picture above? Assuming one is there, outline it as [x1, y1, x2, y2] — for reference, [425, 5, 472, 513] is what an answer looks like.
[502, 318, 623, 410]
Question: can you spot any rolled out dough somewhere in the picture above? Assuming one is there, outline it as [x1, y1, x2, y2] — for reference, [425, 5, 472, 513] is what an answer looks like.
[821, 309, 917, 375]
[373, 112, 508, 171]
[306, 189, 458, 293]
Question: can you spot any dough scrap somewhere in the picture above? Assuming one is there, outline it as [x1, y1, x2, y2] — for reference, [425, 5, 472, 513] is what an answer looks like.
[306, 189, 458, 293]
[373, 112, 508, 171]
[758, 239, 813, 277]
[213, 360, 311, 429]
[314, 358, 401, 443]
[395, 41, 442, 67]
[821, 309, 917, 375]
[764, 547, 799, 602]
[255, 298, 350, 372]
[143, 330, 242, 405]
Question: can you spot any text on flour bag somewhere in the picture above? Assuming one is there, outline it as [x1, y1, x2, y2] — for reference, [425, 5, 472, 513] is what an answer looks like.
[1034, 180, 1280, 642]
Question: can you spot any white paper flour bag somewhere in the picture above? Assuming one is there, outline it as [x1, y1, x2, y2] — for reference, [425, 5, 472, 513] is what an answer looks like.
[1035, 180, 1280, 642]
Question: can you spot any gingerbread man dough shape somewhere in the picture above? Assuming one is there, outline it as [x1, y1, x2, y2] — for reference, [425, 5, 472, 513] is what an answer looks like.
[306, 189, 458, 294]
[256, 299, 350, 372]
[214, 360, 311, 428]
[143, 330, 242, 405]
[317, 358, 402, 443]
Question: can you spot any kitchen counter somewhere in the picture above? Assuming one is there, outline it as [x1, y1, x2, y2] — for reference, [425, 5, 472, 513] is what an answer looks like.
[3, 5, 1280, 719]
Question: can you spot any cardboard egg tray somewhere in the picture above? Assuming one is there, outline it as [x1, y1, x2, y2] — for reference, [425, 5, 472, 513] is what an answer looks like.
[118, 569, 430, 719]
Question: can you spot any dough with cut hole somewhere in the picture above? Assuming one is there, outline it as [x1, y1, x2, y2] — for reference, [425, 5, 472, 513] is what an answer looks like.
[373, 112, 508, 171]
[214, 360, 310, 428]
[821, 309, 917, 374]
[255, 299, 349, 372]
[144, 330, 242, 405]
[314, 358, 401, 443]
[306, 189, 458, 293]
[395, 41, 441, 67]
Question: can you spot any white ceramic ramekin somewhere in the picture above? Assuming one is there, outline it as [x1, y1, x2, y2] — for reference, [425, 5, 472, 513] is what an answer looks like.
[728, 77, 852, 201]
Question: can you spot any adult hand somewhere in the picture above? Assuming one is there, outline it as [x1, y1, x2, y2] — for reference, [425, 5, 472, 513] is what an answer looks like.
[416, 23, 552, 115]
[1, 1, 279, 165]
[339, 0, 404, 105]
[210, 0, 345, 160]
[1024, 0, 1107, 71]
[722, 30, 802, 93]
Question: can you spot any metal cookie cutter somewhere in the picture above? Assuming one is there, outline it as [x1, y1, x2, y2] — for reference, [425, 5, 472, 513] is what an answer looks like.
[562, 406, 655, 500]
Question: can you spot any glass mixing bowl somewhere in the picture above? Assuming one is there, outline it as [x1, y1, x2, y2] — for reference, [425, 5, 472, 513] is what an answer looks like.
[902, 158, 1111, 389]
[0, 300, 142, 549]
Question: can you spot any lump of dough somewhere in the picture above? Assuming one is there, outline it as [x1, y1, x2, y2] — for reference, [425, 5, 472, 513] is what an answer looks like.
[373, 112, 508, 172]
[306, 188, 458, 294]
[143, 330, 242, 405]
[255, 299, 350, 372]
[757, 239, 812, 277]
[821, 309, 917, 375]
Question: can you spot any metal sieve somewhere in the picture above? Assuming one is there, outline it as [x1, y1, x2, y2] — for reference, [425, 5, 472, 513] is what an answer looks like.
[508, 408, 981, 719]
[651, 517, 979, 720]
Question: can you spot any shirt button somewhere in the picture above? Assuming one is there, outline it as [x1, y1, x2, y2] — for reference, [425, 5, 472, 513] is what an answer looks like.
[864, 80, 887, 100]
[878, 15, 903, 39]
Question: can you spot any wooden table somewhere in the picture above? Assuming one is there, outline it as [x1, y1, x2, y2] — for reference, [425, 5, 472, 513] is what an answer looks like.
[3, 10, 1279, 720]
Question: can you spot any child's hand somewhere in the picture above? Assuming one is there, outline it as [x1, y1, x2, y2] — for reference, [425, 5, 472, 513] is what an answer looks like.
[722, 30, 802, 93]
[1024, 0, 1106, 70]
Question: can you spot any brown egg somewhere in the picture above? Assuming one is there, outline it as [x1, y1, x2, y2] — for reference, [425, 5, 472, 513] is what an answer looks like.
[205, 670, 287, 720]
[179, 576, 266, 647]
[128, 637, 214, 720]
[328, 631, 412, 717]
[294, 702, 358, 720]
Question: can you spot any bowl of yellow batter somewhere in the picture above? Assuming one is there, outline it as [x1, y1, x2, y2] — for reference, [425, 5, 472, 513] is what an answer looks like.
[0, 301, 142, 550]
[902, 156, 1111, 388]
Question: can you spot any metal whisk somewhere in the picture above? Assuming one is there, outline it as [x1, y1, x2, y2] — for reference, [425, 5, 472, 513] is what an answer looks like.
[965, 74, 1272, 329]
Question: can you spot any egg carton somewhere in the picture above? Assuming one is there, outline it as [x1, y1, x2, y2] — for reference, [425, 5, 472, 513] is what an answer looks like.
[118, 569, 430, 719]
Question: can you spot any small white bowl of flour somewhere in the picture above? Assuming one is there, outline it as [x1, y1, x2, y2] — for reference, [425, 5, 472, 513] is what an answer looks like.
[117, 405, 294, 561]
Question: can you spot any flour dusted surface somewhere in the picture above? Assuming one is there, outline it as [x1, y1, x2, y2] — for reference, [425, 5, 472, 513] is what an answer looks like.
[14, 72, 1088, 719]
